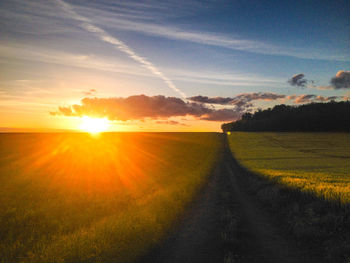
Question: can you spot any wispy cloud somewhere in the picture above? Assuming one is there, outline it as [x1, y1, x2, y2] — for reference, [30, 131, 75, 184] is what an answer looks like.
[74, 0, 205, 20]
[10, 0, 346, 62]
[2, 0, 349, 72]
[167, 69, 283, 87]
[1, 43, 283, 90]
[55, 0, 187, 98]
[0, 43, 151, 78]
[73, 4, 350, 62]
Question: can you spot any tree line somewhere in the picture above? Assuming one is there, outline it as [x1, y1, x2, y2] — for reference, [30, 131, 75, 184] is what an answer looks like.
[221, 101, 350, 132]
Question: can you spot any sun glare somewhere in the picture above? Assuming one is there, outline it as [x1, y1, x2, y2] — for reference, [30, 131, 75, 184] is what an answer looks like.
[79, 116, 109, 134]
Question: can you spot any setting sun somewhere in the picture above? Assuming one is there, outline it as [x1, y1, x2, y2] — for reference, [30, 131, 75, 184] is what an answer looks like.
[79, 116, 109, 133]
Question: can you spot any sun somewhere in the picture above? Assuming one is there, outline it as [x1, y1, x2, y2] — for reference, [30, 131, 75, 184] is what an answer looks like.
[79, 116, 109, 134]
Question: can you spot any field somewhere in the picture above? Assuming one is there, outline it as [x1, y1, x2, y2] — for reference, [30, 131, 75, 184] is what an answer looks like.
[228, 132, 350, 204]
[2, 132, 350, 263]
[227, 132, 350, 261]
[0, 133, 221, 263]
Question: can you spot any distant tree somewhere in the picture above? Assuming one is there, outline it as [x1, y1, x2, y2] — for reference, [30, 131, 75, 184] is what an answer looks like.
[221, 101, 350, 132]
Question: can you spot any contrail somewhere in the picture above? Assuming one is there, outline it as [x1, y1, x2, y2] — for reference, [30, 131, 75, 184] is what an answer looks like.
[55, 0, 186, 99]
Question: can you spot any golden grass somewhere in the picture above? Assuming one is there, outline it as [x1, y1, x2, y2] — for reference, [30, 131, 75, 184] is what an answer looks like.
[0, 133, 221, 263]
[227, 132, 350, 204]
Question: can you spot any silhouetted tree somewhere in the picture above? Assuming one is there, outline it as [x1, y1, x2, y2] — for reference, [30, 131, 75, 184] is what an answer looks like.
[221, 101, 350, 132]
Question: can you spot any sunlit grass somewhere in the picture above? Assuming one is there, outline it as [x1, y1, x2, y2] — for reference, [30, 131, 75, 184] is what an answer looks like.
[0, 133, 221, 263]
[227, 132, 350, 204]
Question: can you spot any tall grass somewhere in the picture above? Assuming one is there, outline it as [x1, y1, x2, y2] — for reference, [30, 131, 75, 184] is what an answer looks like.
[0, 133, 221, 263]
[227, 132, 350, 204]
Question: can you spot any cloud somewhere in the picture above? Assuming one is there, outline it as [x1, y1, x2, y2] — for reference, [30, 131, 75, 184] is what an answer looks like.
[51, 95, 242, 122]
[188, 92, 285, 106]
[188, 93, 289, 120]
[82, 89, 97, 96]
[189, 92, 340, 107]
[288, 94, 314, 103]
[288, 73, 308, 88]
[330, 70, 350, 89]
[292, 70, 350, 90]
[316, 95, 338, 102]
[286, 94, 339, 104]
[51, 93, 343, 124]
[55, 106, 74, 116]
[55, 0, 186, 98]
[187, 95, 234, 104]
[231, 92, 286, 103]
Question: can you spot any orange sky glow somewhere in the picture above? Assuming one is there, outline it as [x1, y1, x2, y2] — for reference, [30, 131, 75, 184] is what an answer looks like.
[1, 1, 349, 132]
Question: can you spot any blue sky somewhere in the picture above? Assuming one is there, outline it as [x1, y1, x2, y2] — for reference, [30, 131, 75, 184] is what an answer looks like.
[0, 0, 349, 131]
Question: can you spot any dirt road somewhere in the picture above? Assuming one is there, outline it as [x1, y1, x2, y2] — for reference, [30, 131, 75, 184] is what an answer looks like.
[139, 135, 308, 263]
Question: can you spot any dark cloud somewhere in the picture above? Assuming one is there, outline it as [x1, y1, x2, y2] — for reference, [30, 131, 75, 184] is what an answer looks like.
[288, 73, 308, 88]
[230, 92, 285, 105]
[286, 94, 339, 104]
[289, 70, 350, 90]
[188, 92, 285, 105]
[330, 70, 350, 89]
[51, 95, 242, 122]
[51, 93, 342, 124]
[187, 93, 286, 120]
[52, 95, 210, 120]
[187, 96, 233, 104]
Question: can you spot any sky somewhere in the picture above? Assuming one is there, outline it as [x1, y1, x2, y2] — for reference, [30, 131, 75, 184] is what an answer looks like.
[1, 0, 350, 132]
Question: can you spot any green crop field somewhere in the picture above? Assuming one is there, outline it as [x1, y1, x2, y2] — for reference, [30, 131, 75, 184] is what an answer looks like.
[0, 133, 221, 263]
[228, 132, 350, 204]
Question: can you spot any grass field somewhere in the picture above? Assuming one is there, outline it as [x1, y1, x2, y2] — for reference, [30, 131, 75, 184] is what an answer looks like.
[0, 133, 221, 263]
[228, 132, 350, 204]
